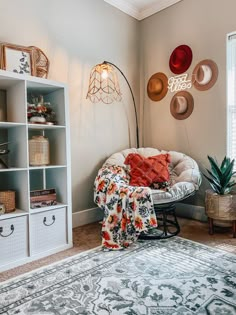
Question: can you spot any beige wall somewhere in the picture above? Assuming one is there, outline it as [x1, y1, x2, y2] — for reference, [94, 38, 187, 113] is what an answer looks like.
[1, 0, 234, 212]
[140, 0, 236, 206]
[0, 0, 140, 212]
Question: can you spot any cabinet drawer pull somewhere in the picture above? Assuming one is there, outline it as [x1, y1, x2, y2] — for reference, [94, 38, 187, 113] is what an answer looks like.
[43, 215, 55, 226]
[0, 224, 14, 237]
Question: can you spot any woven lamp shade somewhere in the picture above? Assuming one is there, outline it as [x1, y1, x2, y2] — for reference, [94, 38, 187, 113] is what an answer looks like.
[87, 63, 122, 104]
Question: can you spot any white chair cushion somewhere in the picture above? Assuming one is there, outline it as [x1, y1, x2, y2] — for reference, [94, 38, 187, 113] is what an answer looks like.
[151, 182, 195, 204]
[104, 147, 201, 205]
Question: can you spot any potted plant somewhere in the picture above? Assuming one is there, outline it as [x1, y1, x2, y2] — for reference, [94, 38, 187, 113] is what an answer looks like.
[204, 155, 236, 237]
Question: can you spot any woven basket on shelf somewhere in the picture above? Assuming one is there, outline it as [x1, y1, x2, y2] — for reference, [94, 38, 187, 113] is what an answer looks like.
[0, 190, 15, 213]
[29, 46, 49, 79]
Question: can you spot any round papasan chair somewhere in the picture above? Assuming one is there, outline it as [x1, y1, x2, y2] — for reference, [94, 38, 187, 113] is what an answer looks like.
[94, 148, 201, 250]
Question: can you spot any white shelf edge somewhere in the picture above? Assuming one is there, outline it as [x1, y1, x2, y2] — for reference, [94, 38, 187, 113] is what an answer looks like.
[0, 68, 67, 88]
[0, 167, 28, 172]
[29, 165, 67, 170]
[0, 122, 26, 127]
[29, 203, 68, 214]
[0, 209, 28, 220]
[27, 123, 66, 129]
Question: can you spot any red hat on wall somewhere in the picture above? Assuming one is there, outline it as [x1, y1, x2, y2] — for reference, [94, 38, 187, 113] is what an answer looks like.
[169, 45, 193, 74]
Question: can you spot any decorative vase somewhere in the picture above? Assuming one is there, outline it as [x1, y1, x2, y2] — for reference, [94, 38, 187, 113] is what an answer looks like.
[29, 135, 50, 166]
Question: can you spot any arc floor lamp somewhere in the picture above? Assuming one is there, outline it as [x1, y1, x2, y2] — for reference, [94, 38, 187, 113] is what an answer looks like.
[86, 61, 139, 148]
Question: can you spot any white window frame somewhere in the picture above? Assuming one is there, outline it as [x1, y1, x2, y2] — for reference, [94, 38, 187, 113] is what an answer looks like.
[227, 31, 236, 165]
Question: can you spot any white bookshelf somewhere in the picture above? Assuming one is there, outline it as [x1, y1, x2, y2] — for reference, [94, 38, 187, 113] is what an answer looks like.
[0, 69, 72, 272]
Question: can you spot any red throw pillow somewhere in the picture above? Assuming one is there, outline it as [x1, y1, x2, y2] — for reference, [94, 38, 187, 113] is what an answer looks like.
[124, 153, 171, 187]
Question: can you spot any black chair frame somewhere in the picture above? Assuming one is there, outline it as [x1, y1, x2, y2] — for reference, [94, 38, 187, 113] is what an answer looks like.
[139, 192, 195, 240]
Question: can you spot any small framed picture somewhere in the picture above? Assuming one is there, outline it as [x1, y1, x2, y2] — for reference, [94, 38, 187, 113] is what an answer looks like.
[1, 44, 35, 75]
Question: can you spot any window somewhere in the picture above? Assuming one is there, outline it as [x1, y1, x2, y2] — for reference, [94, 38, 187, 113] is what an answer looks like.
[227, 32, 236, 163]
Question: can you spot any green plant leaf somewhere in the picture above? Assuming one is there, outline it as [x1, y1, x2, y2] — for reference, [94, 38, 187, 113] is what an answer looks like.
[203, 155, 236, 195]
[207, 156, 222, 179]
[203, 174, 222, 194]
[228, 181, 236, 188]
[205, 155, 236, 194]
[220, 160, 235, 188]
[203, 174, 221, 189]
[220, 156, 230, 172]
[223, 188, 230, 194]
[220, 156, 227, 169]
[206, 169, 220, 184]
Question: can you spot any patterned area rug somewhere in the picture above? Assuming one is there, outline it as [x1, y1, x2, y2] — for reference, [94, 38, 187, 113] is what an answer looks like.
[1, 237, 236, 315]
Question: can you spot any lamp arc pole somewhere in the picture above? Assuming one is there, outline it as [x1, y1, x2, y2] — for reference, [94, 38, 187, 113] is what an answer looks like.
[104, 61, 140, 148]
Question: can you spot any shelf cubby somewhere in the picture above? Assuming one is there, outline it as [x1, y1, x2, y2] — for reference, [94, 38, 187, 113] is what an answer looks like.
[0, 125, 27, 168]
[0, 79, 26, 124]
[28, 128, 66, 166]
[27, 82, 66, 126]
[0, 170, 29, 212]
[29, 167, 67, 206]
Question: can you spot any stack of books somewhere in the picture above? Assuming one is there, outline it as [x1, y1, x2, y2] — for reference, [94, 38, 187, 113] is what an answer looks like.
[30, 188, 57, 209]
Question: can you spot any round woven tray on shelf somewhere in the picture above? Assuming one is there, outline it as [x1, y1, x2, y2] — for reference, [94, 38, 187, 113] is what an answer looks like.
[0, 190, 15, 213]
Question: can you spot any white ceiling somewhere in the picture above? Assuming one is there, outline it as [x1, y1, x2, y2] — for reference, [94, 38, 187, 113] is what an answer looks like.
[104, 0, 183, 20]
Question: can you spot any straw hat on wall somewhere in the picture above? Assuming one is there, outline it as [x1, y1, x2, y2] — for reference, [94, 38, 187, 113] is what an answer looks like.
[170, 91, 194, 120]
[147, 72, 168, 101]
[192, 59, 218, 91]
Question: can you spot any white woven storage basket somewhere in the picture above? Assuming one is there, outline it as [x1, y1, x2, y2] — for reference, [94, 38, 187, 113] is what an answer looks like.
[0, 216, 28, 265]
[30, 207, 67, 255]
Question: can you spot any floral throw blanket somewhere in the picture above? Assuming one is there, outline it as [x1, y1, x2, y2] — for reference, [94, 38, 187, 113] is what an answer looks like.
[94, 165, 157, 250]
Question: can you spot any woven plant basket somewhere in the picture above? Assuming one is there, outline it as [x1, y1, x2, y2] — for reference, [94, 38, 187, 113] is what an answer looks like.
[0, 190, 15, 213]
[205, 189, 236, 226]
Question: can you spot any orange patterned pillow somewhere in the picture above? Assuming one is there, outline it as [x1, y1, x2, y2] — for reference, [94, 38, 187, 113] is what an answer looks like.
[124, 153, 171, 187]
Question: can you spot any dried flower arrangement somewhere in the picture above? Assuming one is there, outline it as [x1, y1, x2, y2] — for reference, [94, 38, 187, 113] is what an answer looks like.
[27, 95, 57, 125]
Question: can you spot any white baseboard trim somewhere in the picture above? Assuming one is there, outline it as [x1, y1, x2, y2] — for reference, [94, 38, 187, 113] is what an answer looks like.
[72, 203, 206, 228]
[72, 207, 103, 228]
[176, 203, 207, 222]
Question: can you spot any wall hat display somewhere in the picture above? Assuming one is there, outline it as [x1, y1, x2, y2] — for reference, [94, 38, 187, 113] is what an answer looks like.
[169, 44, 193, 74]
[192, 59, 218, 91]
[170, 90, 194, 120]
[147, 72, 168, 101]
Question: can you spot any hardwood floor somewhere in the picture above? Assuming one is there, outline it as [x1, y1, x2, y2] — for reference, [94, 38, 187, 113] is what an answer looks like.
[0, 217, 235, 282]
[178, 217, 236, 253]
